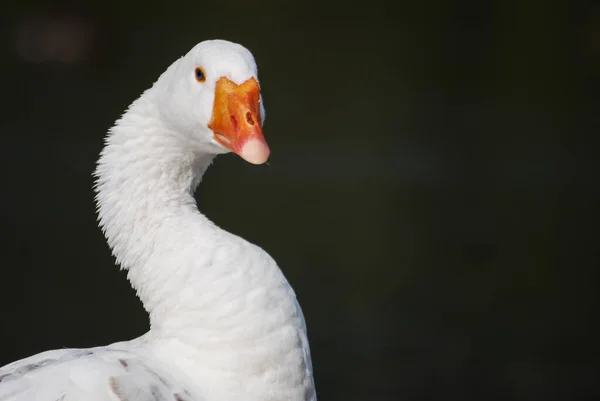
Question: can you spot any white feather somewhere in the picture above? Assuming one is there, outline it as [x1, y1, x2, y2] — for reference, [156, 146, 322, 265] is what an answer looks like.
[1, 39, 315, 401]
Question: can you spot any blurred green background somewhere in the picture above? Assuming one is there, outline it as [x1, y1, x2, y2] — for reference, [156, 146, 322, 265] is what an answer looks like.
[0, 0, 598, 400]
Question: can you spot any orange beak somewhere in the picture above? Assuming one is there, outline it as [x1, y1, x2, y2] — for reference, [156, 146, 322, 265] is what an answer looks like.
[208, 77, 270, 165]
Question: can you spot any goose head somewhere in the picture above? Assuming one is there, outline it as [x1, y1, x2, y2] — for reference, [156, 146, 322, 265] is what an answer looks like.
[154, 39, 269, 164]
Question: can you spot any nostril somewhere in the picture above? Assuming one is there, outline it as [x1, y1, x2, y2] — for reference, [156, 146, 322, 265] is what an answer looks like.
[230, 115, 239, 132]
[245, 111, 255, 125]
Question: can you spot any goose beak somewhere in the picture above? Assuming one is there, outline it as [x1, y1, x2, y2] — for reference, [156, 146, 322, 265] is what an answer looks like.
[209, 77, 270, 165]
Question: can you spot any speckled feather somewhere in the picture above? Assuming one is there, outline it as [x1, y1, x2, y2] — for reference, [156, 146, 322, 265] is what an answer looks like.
[0, 40, 315, 401]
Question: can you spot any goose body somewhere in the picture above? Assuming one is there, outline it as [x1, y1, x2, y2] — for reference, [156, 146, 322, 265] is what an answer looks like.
[0, 40, 316, 401]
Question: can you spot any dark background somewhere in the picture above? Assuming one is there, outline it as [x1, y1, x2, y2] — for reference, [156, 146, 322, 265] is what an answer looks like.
[0, 0, 599, 400]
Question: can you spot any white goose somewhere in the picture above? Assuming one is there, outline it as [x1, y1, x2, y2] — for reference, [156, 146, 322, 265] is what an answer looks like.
[0, 39, 316, 401]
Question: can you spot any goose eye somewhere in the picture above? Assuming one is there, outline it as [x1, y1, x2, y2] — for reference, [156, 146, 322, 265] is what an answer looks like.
[195, 67, 206, 83]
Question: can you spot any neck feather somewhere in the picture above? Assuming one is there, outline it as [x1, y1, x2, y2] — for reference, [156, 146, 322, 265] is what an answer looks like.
[94, 92, 218, 315]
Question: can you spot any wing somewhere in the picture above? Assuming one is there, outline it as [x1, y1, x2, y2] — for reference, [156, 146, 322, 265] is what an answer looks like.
[0, 345, 199, 401]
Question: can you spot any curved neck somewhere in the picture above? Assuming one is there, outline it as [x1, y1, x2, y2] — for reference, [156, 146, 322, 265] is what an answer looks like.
[94, 93, 316, 401]
[95, 94, 219, 316]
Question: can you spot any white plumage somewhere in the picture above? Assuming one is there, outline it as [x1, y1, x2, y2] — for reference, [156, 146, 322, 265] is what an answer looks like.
[0, 39, 315, 401]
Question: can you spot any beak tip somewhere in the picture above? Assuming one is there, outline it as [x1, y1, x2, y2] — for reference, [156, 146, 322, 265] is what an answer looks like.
[237, 139, 270, 165]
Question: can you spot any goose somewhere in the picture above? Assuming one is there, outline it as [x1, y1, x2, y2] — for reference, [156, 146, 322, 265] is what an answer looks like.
[0, 39, 316, 401]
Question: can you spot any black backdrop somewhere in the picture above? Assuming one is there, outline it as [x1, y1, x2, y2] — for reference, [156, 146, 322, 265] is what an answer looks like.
[0, 1, 598, 400]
